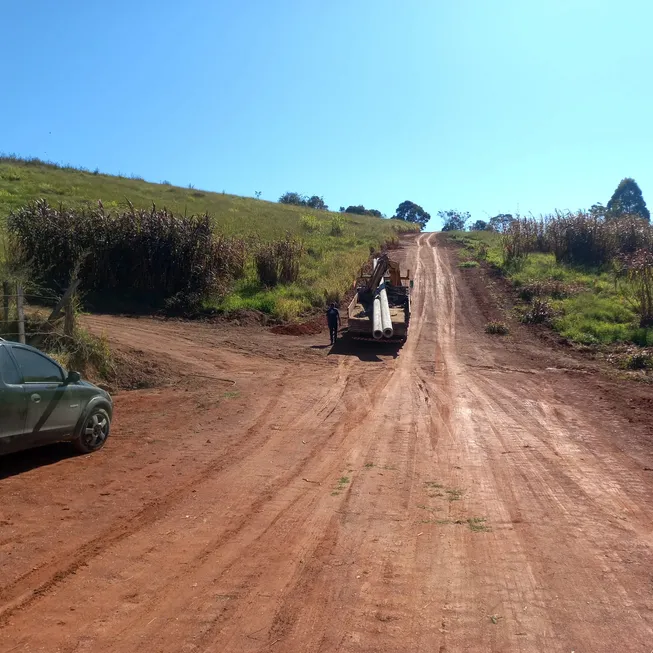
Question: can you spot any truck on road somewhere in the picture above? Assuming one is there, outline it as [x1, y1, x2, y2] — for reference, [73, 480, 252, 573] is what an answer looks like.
[346, 254, 412, 343]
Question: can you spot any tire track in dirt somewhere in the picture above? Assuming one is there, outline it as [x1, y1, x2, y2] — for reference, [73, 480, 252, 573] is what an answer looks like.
[0, 371, 293, 625]
[106, 334, 416, 652]
[424, 237, 653, 651]
[220, 235, 443, 651]
[0, 341, 358, 624]
[4, 233, 653, 651]
[0, 333, 399, 651]
[0, 357, 352, 618]
[39, 242, 428, 644]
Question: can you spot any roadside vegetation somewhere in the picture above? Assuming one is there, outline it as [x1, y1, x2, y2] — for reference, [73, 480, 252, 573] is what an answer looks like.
[448, 205, 653, 368]
[0, 156, 419, 320]
[0, 259, 116, 385]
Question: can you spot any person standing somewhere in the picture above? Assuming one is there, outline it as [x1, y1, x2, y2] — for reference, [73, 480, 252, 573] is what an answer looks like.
[326, 302, 341, 345]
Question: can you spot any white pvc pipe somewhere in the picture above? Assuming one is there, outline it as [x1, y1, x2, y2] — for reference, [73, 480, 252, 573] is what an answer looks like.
[372, 294, 383, 339]
[379, 281, 393, 338]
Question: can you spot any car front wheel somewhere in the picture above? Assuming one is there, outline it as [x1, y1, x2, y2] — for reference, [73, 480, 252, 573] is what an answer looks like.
[73, 407, 111, 454]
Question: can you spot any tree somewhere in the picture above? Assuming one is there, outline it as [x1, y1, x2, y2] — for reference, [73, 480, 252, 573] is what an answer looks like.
[343, 205, 383, 217]
[279, 191, 306, 206]
[306, 195, 328, 211]
[488, 213, 514, 232]
[589, 203, 606, 220]
[470, 219, 488, 231]
[278, 192, 328, 210]
[345, 205, 367, 215]
[395, 201, 431, 230]
[607, 178, 650, 221]
[438, 209, 470, 232]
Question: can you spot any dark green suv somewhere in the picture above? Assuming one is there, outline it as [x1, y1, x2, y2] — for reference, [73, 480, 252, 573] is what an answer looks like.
[0, 339, 113, 455]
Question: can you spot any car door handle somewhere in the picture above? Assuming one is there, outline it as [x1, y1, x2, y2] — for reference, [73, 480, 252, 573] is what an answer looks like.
[31, 394, 41, 404]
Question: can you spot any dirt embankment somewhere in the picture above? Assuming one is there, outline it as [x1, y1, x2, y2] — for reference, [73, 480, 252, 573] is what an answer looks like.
[1, 233, 653, 652]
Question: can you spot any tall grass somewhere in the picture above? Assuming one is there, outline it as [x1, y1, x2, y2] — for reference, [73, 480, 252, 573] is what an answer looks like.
[254, 237, 304, 287]
[500, 211, 653, 268]
[621, 249, 653, 327]
[7, 200, 246, 312]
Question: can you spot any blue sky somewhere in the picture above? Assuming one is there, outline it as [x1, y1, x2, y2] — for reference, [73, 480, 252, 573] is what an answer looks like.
[3, 0, 653, 230]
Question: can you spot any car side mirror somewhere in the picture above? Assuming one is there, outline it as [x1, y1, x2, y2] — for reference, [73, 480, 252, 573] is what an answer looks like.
[66, 371, 81, 384]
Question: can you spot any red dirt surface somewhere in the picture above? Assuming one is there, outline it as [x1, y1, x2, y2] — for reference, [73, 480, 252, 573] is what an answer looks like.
[2, 234, 653, 652]
[270, 315, 324, 336]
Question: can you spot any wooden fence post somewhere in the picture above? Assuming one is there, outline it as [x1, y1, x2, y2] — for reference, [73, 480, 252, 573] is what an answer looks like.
[2, 281, 10, 327]
[64, 295, 75, 337]
[16, 282, 25, 344]
[29, 278, 81, 349]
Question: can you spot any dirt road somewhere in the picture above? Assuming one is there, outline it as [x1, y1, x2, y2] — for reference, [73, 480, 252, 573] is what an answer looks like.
[2, 234, 653, 652]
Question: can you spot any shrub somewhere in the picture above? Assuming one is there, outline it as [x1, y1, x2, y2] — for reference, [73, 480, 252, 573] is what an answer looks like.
[547, 210, 611, 266]
[324, 288, 341, 305]
[490, 211, 653, 270]
[330, 215, 345, 236]
[279, 191, 306, 205]
[275, 297, 305, 321]
[485, 321, 509, 335]
[518, 280, 573, 301]
[521, 298, 554, 324]
[300, 214, 321, 233]
[459, 261, 479, 268]
[7, 200, 247, 312]
[622, 351, 653, 370]
[0, 167, 21, 181]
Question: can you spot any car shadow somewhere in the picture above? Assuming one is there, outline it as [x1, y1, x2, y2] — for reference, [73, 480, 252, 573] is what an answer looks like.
[0, 443, 77, 480]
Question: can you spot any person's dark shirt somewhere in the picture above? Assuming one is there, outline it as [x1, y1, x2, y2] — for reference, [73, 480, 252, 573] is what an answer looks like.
[326, 307, 339, 325]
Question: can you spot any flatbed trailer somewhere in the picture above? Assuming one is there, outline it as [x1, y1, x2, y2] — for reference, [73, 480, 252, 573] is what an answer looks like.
[346, 257, 412, 343]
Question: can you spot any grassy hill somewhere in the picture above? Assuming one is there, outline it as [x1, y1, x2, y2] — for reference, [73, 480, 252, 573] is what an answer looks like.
[0, 156, 418, 319]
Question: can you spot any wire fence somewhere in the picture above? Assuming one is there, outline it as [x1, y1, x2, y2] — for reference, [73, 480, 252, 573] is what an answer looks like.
[1, 286, 75, 344]
[0, 330, 76, 339]
[1, 291, 66, 302]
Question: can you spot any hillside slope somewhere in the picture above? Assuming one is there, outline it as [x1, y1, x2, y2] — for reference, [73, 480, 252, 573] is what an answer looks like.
[0, 157, 418, 318]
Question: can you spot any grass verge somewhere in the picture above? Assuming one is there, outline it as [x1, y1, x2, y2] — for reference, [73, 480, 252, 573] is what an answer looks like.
[447, 230, 653, 350]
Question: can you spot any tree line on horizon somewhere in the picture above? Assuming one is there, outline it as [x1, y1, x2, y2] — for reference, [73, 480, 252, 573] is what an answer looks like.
[278, 177, 650, 234]
[441, 177, 650, 232]
[278, 191, 432, 229]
